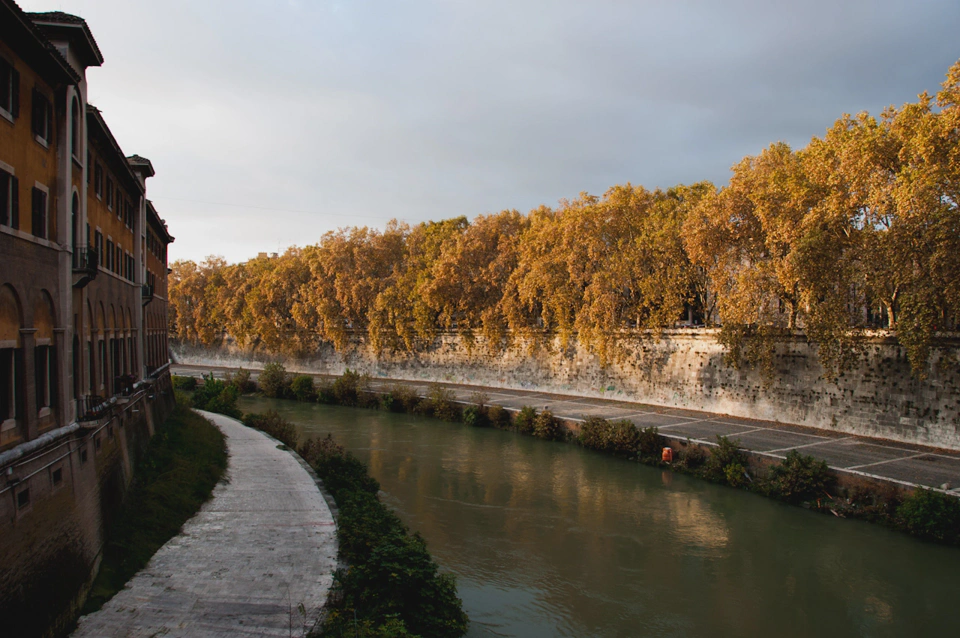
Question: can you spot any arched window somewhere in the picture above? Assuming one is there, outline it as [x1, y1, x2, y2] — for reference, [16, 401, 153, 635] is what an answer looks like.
[71, 192, 79, 250]
[33, 292, 58, 425]
[0, 285, 24, 448]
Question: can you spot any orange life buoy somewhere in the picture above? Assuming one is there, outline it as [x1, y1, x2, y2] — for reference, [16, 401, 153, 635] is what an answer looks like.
[662, 447, 673, 463]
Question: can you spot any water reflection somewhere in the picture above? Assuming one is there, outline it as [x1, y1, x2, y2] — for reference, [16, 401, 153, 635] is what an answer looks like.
[241, 397, 960, 637]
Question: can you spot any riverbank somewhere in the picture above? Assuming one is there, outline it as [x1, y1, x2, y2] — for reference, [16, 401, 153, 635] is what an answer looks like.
[174, 365, 960, 546]
[72, 410, 337, 637]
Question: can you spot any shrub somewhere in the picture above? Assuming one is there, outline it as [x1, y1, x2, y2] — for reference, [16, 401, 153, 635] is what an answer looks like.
[289, 374, 316, 402]
[577, 417, 641, 456]
[532, 409, 564, 441]
[415, 385, 459, 421]
[468, 391, 489, 408]
[637, 426, 664, 459]
[172, 375, 197, 391]
[485, 405, 511, 429]
[897, 489, 960, 544]
[332, 369, 367, 406]
[462, 405, 487, 428]
[316, 380, 336, 404]
[724, 462, 750, 487]
[258, 362, 289, 398]
[191, 374, 241, 418]
[225, 367, 256, 393]
[675, 444, 707, 470]
[308, 434, 468, 637]
[514, 406, 537, 434]
[383, 384, 421, 413]
[764, 451, 833, 504]
[704, 435, 745, 484]
[242, 410, 299, 448]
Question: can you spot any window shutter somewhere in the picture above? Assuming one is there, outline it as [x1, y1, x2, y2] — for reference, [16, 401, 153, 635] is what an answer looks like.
[11, 69, 19, 119]
[31, 88, 40, 137]
[35, 346, 43, 409]
[10, 176, 18, 230]
[45, 97, 52, 142]
[50, 346, 58, 409]
[15, 348, 24, 419]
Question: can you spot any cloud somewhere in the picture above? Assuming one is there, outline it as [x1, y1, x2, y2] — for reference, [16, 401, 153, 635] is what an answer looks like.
[17, 0, 960, 263]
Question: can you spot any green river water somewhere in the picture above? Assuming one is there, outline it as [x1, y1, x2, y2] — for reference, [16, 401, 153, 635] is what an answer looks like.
[239, 397, 960, 637]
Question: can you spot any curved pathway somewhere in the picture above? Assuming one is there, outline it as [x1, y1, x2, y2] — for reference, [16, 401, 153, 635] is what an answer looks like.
[73, 411, 337, 638]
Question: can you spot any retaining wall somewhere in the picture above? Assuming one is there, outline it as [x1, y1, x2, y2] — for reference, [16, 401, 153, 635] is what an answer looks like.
[0, 371, 175, 638]
[172, 331, 960, 450]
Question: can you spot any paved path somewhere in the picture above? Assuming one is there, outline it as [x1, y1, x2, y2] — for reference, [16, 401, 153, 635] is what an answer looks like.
[73, 411, 337, 638]
[175, 364, 960, 494]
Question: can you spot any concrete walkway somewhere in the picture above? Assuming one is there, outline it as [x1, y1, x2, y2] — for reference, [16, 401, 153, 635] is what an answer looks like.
[73, 411, 338, 638]
[174, 364, 960, 494]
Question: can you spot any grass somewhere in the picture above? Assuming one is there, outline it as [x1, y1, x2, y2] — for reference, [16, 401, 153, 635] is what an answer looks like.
[81, 397, 228, 614]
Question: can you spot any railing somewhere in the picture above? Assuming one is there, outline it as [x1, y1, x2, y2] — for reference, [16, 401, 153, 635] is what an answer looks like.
[141, 284, 154, 305]
[72, 246, 98, 289]
[76, 395, 108, 422]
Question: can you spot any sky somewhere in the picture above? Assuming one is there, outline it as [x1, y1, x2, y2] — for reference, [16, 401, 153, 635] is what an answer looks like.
[19, 0, 960, 263]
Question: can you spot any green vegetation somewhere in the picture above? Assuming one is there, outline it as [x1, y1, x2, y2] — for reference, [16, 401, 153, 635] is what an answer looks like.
[259, 362, 290, 398]
[190, 373, 242, 418]
[172, 374, 197, 391]
[242, 414, 468, 638]
[82, 397, 228, 614]
[763, 450, 832, 504]
[896, 489, 960, 544]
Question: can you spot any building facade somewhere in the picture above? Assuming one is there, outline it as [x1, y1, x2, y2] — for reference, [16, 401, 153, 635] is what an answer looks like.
[0, 4, 174, 635]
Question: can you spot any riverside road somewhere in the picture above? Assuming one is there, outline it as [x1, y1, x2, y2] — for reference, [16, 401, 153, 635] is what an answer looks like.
[174, 364, 960, 493]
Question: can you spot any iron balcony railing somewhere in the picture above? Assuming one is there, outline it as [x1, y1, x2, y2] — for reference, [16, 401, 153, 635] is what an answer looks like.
[77, 395, 108, 422]
[141, 283, 154, 305]
[72, 246, 98, 289]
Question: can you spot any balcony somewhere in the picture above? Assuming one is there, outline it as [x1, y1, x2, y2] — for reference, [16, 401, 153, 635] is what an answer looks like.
[141, 283, 154, 306]
[72, 246, 98, 289]
[76, 395, 109, 422]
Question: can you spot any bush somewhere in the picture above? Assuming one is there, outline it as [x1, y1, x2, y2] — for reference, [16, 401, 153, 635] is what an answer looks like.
[191, 374, 241, 418]
[637, 426, 664, 459]
[172, 375, 197, 391]
[532, 409, 564, 441]
[724, 462, 750, 487]
[577, 417, 641, 456]
[259, 362, 289, 398]
[764, 450, 833, 504]
[675, 444, 707, 470]
[428, 385, 460, 421]
[242, 410, 299, 448]
[332, 369, 367, 406]
[704, 435, 745, 484]
[308, 434, 468, 637]
[225, 367, 256, 393]
[382, 384, 421, 413]
[897, 489, 960, 544]
[289, 374, 316, 402]
[462, 405, 487, 428]
[485, 405, 512, 429]
[514, 406, 537, 434]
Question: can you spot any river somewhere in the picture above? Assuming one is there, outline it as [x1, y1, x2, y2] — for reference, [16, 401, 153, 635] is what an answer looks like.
[239, 397, 960, 637]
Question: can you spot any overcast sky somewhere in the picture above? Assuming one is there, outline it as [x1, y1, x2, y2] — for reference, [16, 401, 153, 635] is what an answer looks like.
[21, 0, 960, 263]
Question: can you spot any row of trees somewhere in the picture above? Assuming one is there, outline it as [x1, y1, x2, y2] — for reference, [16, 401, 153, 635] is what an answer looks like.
[170, 61, 960, 376]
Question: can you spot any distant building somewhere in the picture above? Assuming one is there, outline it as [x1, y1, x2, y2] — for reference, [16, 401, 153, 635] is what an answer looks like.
[0, 2, 175, 634]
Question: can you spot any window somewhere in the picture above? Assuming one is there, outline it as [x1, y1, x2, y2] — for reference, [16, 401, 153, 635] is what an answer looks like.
[87, 152, 92, 184]
[71, 97, 80, 159]
[51, 466, 62, 485]
[31, 88, 52, 145]
[79, 445, 87, 465]
[0, 347, 20, 423]
[94, 163, 103, 198]
[95, 230, 103, 266]
[106, 177, 113, 211]
[34, 344, 56, 410]
[0, 57, 19, 119]
[0, 168, 18, 228]
[31, 186, 47, 239]
[115, 245, 121, 274]
[16, 488, 29, 510]
[106, 239, 114, 271]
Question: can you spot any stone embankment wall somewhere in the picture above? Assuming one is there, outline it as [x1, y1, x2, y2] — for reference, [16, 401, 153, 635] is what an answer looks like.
[0, 371, 175, 638]
[172, 330, 960, 450]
